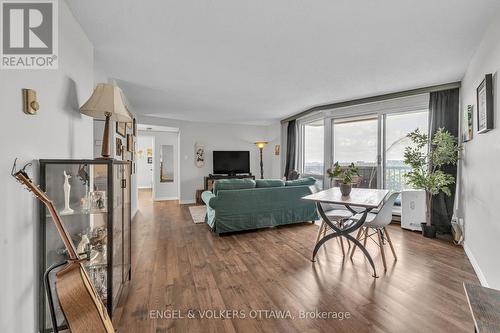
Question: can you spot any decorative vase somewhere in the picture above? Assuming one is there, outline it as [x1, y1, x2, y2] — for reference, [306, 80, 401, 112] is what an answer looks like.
[340, 183, 352, 196]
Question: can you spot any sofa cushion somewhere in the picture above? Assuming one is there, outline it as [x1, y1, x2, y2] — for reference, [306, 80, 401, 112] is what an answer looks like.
[213, 179, 256, 195]
[285, 177, 316, 187]
[255, 179, 285, 188]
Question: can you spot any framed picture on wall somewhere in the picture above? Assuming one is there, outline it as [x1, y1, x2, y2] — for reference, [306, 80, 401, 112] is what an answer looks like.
[116, 138, 123, 156]
[127, 134, 133, 152]
[477, 73, 494, 134]
[462, 105, 473, 142]
[116, 121, 126, 136]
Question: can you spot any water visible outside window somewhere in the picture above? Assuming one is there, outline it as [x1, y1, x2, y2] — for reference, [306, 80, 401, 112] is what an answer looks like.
[385, 111, 428, 191]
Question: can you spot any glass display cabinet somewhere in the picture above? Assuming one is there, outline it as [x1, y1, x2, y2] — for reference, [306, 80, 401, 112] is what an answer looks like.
[39, 159, 131, 332]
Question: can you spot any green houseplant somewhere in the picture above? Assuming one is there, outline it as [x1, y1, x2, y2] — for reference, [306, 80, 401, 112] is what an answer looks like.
[403, 128, 460, 238]
[327, 162, 359, 196]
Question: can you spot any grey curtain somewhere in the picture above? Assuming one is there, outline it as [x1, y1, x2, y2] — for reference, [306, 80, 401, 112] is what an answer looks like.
[284, 120, 297, 179]
[428, 88, 459, 233]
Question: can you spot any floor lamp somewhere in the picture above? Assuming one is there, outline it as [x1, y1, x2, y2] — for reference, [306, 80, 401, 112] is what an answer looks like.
[254, 141, 268, 179]
[80, 84, 132, 158]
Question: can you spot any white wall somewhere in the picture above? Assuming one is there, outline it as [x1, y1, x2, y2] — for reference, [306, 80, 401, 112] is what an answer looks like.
[137, 135, 154, 188]
[267, 123, 283, 179]
[460, 9, 500, 289]
[0, 1, 94, 331]
[137, 116, 281, 203]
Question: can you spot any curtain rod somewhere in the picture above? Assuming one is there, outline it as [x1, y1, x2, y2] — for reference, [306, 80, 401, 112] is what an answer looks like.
[280, 81, 461, 123]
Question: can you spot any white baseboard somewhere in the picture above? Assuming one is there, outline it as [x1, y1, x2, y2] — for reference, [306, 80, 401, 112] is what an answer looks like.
[463, 242, 489, 287]
[137, 186, 152, 189]
[154, 196, 179, 201]
[179, 199, 196, 205]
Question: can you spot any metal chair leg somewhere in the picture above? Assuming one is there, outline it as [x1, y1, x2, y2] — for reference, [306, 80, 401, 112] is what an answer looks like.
[384, 227, 397, 260]
[377, 229, 387, 271]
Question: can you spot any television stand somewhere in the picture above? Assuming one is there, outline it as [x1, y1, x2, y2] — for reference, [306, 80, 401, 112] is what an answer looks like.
[204, 173, 255, 191]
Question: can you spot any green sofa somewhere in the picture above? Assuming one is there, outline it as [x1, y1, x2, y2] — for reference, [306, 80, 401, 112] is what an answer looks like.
[201, 177, 319, 234]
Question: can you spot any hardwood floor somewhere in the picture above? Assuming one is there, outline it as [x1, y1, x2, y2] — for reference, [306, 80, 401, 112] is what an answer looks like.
[114, 189, 479, 333]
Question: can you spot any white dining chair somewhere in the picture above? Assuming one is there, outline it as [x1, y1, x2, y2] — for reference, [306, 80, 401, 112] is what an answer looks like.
[315, 208, 353, 256]
[349, 192, 400, 271]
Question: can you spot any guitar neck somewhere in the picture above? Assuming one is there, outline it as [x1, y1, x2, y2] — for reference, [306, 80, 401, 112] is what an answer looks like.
[45, 200, 79, 260]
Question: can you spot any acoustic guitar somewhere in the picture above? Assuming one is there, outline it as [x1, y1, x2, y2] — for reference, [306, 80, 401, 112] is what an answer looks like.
[12, 161, 115, 333]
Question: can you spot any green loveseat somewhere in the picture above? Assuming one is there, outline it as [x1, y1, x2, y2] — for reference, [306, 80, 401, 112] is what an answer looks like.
[201, 177, 319, 234]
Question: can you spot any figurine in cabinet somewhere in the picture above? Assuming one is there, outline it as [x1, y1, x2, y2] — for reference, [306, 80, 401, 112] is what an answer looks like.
[60, 171, 74, 215]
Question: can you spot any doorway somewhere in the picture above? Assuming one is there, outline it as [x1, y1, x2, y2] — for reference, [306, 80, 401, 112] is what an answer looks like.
[137, 124, 180, 202]
[136, 135, 154, 199]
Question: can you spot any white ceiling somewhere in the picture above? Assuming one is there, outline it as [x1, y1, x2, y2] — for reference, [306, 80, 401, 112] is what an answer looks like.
[67, 0, 500, 125]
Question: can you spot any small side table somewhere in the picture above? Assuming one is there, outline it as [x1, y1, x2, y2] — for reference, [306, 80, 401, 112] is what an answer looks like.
[195, 189, 204, 205]
[463, 282, 500, 333]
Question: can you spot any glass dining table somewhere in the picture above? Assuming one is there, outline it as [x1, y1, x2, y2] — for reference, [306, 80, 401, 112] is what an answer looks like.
[303, 187, 389, 277]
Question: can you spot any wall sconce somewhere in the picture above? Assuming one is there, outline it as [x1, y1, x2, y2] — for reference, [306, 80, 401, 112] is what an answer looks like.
[23, 89, 39, 115]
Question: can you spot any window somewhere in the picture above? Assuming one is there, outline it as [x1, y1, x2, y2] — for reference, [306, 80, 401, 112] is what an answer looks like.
[333, 115, 378, 189]
[302, 119, 324, 188]
[296, 94, 429, 194]
[384, 110, 428, 191]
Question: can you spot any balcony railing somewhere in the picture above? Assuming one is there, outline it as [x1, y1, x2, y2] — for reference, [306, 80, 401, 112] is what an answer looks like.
[304, 163, 412, 191]
[385, 165, 412, 191]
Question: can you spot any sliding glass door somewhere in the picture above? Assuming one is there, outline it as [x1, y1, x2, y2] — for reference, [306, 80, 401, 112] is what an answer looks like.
[332, 115, 379, 189]
[384, 110, 428, 191]
[299, 107, 429, 192]
[301, 119, 324, 188]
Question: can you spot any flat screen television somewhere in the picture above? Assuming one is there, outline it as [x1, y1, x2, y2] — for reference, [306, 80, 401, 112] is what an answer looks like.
[213, 151, 250, 175]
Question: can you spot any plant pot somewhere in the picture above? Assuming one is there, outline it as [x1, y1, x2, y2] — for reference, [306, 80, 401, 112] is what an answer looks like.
[340, 183, 352, 196]
[421, 223, 437, 238]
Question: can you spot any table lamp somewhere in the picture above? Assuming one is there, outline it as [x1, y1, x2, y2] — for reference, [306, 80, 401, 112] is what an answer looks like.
[80, 83, 132, 158]
[254, 141, 268, 179]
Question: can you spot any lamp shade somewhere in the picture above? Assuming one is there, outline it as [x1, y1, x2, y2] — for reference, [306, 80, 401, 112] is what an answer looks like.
[254, 141, 268, 149]
[80, 83, 132, 122]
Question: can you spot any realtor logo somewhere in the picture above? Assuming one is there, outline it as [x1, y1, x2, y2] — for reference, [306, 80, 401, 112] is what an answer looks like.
[1, 0, 58, 69]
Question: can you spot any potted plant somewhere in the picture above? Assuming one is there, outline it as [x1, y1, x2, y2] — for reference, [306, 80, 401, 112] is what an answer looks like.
[327, 162, 359, 196]
[403, 128, 460, 238]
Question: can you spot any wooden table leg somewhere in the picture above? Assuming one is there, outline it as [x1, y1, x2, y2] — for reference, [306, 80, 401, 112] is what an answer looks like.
[315, 221, 325, 245]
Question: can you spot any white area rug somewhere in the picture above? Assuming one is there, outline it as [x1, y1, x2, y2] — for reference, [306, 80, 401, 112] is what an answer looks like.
[189, 205, 206, 224]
